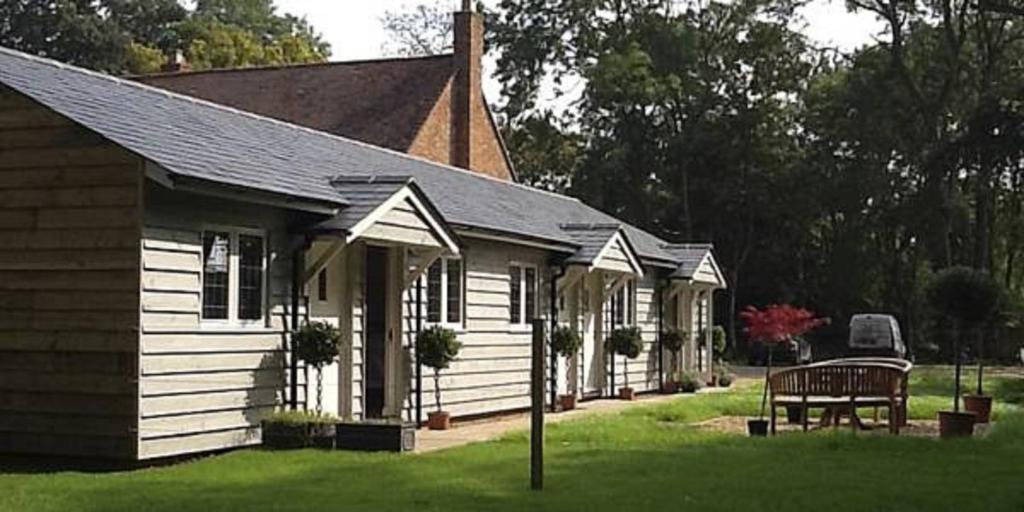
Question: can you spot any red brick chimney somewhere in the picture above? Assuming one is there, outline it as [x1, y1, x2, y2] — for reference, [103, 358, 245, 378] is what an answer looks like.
[451, 0, 483, 171]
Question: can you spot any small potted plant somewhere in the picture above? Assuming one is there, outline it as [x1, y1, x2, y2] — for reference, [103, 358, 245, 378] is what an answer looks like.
[740, 304, 828, 437]
[716, 368, 733, 388]
[606, 326, 643, 400]
[708, 326, 727, 386]
[416, 325, 462, 430]
[551, 325, 582, 411]
[678, 370, 702, 393]
[661, 328, 686, 393]
[262, 410, 339, 449]
[294, 321, 341, 413]
[927, 266, 1001, 437]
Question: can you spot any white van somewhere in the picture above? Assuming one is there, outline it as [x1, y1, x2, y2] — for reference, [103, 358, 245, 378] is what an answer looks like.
[848, 314, 907, 358]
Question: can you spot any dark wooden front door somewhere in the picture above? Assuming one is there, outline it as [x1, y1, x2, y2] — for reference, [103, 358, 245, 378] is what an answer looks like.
[365, 246, 388, 418]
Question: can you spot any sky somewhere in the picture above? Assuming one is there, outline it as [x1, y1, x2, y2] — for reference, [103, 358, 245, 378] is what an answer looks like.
[273, 0, 885, 105]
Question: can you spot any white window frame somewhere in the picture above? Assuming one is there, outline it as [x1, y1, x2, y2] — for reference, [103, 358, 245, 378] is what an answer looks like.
[613, 278, 637, 328]
[200, 225, 268, 329]
[508, 262, 539, 331]
[423, 257, 464, 328]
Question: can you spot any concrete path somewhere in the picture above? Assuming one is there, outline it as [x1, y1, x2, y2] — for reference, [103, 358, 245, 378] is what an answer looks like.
[414, 386, 733, 453]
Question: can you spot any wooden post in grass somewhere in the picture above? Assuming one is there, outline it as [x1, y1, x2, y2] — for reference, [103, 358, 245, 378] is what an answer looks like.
[531, 318, 545, 491]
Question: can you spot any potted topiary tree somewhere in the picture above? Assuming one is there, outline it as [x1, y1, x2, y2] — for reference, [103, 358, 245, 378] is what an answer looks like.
[293, 321, 342, 414]
[709, 325, 727, 386]
[740, 305, 828, 437]
[606, 326, 644, 400]
[551, 325, 582, 411]
[661, 328, 685, 393]
[927, 266, 1001, 437]
[416, 325, 462, 430]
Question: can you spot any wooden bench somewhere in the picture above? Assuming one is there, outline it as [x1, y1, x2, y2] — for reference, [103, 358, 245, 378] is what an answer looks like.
[768, 362, 910, 435]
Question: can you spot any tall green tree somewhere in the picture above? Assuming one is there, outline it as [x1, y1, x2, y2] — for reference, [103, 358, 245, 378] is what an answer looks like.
[0, 0, 330, 74]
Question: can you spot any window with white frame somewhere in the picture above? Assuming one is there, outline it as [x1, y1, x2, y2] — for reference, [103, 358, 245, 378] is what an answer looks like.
[425, 257, 463, 325]
[509, 264, 537, 326]
[201, 228, 267, 324]
[612, 279, 636, 327]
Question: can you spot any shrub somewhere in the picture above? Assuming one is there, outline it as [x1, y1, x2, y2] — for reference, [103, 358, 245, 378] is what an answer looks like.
[678, 371, 703, 393]
[416, 326, 462, 412]
[294, 321, 341, 368]
[716, 367, 734, 387]
[661, 328, 685, 354]
[263, 410, 338, 426]
[551, 325, 582, 358]
[711, 325, 727, 356]
[606, 326, 643, 359]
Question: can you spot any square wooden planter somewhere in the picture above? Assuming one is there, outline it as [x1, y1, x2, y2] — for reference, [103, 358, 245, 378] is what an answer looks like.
[336, 420, 416, 452]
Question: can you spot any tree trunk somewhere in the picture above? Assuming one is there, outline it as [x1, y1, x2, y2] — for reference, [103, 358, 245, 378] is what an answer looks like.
[434, 369, 442, 413]
[759, 345, 773, 419]
[953, 322, 961, 413]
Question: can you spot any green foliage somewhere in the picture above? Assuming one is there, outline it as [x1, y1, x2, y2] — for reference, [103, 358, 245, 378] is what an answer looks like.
[716, 371, 733, 388]
[416, 325, 462, 371]
[711, 326, 726, 356]
[926, 267, 1002, 329]
[124, 41, 166, 74]
[2, 367, 1023, 511]
[550, 325, 582, 358]
[661, 328, 685, 354]
[0, 0, 329, 75]
[293, 321, 340, 369]
[677, 370, 703, 393]
[263, 409, 338, 426]
[605, 326, 643, 359]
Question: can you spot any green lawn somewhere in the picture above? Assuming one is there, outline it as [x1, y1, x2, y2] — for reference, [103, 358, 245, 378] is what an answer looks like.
[3, 367, 1023, 512]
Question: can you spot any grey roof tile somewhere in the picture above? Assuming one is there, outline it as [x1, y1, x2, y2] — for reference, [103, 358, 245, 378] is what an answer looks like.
[0, 47, 681, 263]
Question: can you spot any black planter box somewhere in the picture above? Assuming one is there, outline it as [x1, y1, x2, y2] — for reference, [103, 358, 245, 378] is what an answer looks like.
[262, 421, 336, 450]
[336, 421, 416, 452]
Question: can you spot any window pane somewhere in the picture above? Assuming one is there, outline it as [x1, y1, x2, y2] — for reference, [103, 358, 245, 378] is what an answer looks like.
[614, 286, 625, 327]
[238, 234, 264, 320]
[202, 231, 230, 319]
[627, 280, 635, 325]
[427, 260, 442, 323]
[317, 268, 328, 302]
[524, 267, 536, 322]
[446, 259, 462, 323]
[509, 266, 521, 324]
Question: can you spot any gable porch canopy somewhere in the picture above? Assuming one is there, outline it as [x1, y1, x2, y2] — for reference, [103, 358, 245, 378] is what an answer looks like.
[663, 244, 726, 289]
[302, 175, 460, 285]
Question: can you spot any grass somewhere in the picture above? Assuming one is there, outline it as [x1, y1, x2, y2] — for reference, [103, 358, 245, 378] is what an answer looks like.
[2, 366, 1023, 512]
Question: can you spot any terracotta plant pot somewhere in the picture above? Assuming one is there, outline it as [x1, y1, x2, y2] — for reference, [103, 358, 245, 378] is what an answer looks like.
[427, 411, 451, 431]
[938, 411, 975, 439]
[618, 387, 636, 401]
[747, 419, 769, 437]
[558, 394, 577, 412]
[963, 395, 993, 424]
[662, 381, 679, 394]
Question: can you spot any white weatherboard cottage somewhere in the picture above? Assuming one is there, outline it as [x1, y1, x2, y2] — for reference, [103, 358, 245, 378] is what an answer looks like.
[0, 46, 725, 461]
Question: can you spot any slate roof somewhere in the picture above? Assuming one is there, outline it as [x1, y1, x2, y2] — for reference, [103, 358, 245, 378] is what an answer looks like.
[662, 244, 714, 279]
[316, 175, 414, 232]
[0, 46, 680, 265]
[135, 56, 454, 154]
[560, 223, 640, 269]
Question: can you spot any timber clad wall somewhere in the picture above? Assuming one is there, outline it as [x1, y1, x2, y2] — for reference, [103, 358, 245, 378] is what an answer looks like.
[138, 185, 302, 459]
[403, 239, 549, 418]
[0, 86, 142, 458]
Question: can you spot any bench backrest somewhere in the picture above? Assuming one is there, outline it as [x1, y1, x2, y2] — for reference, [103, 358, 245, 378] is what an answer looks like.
[770, 364, 904, 398]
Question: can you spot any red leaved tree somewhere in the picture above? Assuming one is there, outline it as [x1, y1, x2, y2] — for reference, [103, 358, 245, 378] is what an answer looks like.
[740, 305, 829, 419]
